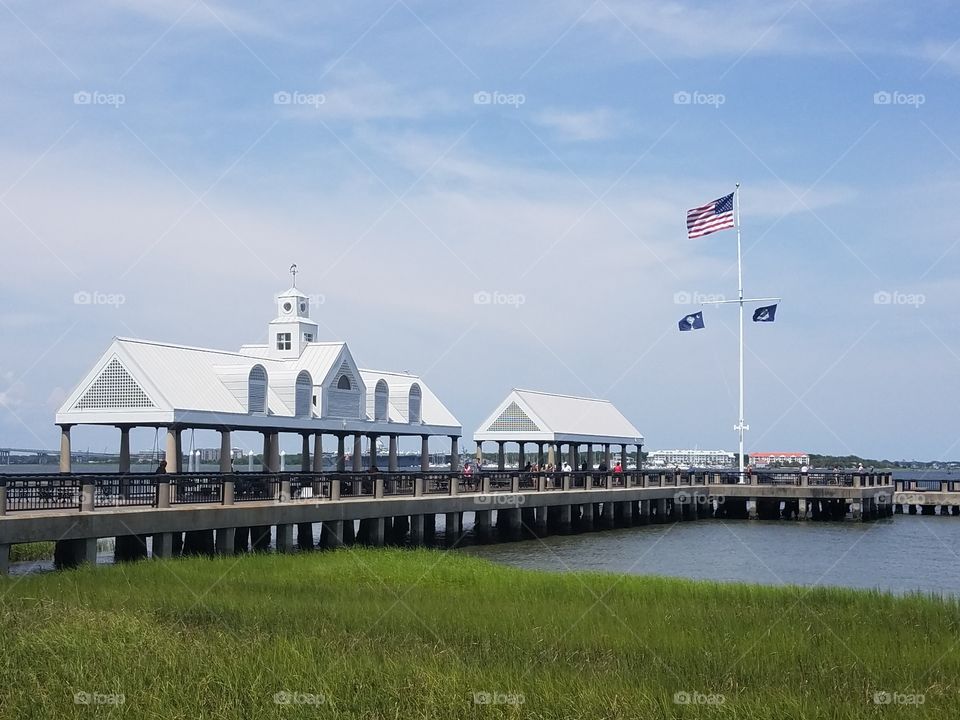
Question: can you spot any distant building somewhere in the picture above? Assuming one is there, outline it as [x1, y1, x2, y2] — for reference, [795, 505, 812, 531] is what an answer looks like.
[647, 449, 735, 468]
[750, 452, 809, 468]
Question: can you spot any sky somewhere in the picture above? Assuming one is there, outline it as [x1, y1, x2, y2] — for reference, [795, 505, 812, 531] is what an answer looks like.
[0, 0, 959, 460]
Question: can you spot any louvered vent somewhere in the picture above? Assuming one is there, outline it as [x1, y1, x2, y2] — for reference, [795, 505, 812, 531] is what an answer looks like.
[75, 357, 155, 410]
[488, 401, 539, 432]
[248, 365, 268, 414]
[408, 384, 422, 423]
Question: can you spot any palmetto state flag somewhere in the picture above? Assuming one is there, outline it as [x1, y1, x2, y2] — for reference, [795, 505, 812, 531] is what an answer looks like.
[752, 304, 777, 322]
[687, 192, 735, 239]
[678, 311, 705, 331]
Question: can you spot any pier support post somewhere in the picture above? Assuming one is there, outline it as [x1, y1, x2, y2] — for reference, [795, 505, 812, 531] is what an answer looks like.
[0, 543, 8, 575]
[54, 537, 98, 569]
[637, 499, 651, 524]
[534, 506, 548, 535]
[600, 501, 615, 528]
[215, 528, 235, 556]
[322, 520, 344, 549]
[276, 524, 294, 552]
[409, 514, 425, 545]
[474, 509, 492, 541]
[152, 533, 173, 558]
[297, 523, 314, 550]
[445, 512, 463, 544]
[580, 501, 595, 530]
[655, 498, 668, 523]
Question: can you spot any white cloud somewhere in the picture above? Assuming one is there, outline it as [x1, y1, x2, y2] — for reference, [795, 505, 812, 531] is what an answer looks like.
[532, 107, 626, 142]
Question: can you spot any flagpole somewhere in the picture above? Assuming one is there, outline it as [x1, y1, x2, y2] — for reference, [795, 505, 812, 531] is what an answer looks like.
[735, 182, 746, 484]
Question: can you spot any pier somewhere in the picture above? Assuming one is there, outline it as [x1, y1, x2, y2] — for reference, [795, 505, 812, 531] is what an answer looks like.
[0, 468, 893, 574]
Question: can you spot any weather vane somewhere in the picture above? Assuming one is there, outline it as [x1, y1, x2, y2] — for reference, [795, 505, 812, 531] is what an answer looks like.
[289, 263, 298, 287]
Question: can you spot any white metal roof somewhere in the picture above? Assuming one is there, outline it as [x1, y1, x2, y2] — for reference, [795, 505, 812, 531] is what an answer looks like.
[56, 337, 461, 435]
[359, 369, 460, 428]
[474, 388, 644, 446]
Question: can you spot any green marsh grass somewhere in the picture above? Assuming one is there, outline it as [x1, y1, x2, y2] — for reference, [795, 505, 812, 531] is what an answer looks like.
[0, 548, 957, 718]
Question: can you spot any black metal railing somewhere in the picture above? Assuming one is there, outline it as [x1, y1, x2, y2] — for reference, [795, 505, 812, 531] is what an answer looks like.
[234, 475, 280, 502]
[171, 476, 223, 505]
[4, 476, 83, 512]
[95, 476, 158, 508]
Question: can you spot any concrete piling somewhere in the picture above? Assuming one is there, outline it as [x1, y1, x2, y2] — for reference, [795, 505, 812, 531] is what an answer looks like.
[297, 523, 314, 550]
[54, 537, 98, 569]
[276, 524, 295, 552]
[152, 532, 174, 558]
[215, 528, 235, 556]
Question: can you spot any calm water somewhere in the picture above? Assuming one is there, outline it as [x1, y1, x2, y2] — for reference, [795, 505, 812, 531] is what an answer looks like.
[462, 515, 960, 596]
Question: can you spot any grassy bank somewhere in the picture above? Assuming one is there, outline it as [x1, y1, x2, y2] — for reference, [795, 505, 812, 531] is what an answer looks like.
[0, 549, 957, 719]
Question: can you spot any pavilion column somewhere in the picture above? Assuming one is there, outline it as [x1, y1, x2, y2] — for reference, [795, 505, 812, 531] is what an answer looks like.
[497, 442, 506, 471]
[621, 444, 628, 470]
[547, 443, 556, 467]
[569, 444, 577, 470]
[517, 442, 525, 469]
[264, 431, 281, 473]
[312, 434, 323, 472]
[219, 429, 232, 472]
[420, 435, 430, 472]
[537, 443, 545, 468]
[336, 434, 346, 472]
[118, 426, 131, 474]
[450, 436, 459, 471]
[301, 433, 310, 472]
[476, 441, 483, 467]
[637, 444, 643, 473]
[586, 444, 594, 471]
[368, 435, 379, 471]
[388, 435, 399, 472]
[165, 427, 180, 474]
[604, 444, 612, 469]
[175, 429, 183, 473]
[59, 425, 73, 473]
[353, 435, 363, 472]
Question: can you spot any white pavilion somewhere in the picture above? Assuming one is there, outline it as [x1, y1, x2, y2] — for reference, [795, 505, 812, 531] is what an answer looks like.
[474, 388, 644, 470]
[55, 273, 462, 474]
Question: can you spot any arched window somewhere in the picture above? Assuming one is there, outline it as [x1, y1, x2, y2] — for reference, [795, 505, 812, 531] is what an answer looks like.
[374, 379, 389, 421]
[295, 370, 313, 417]
[248, 365, 267, 414]
[408, 383, 422, 423]
[337, 375, 352, 390]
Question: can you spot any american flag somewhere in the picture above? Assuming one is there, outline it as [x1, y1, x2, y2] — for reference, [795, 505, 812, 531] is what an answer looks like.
[686, 192, 735, 239]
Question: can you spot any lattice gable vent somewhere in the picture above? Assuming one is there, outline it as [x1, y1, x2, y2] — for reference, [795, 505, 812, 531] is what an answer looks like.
[75, 357, 155, 410]
[487, 401, 539, 432]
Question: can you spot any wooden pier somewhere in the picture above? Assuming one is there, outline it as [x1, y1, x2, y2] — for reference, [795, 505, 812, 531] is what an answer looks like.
[0, 469, 895, 574]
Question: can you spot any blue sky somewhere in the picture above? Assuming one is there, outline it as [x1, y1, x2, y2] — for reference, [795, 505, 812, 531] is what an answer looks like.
[1, 0, 959, 460]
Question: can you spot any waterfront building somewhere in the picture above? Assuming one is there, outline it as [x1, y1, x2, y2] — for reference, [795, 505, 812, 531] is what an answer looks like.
[54, 275, 462, 473]
[647, 449, 735, 468]
[750, 452, 810, 468]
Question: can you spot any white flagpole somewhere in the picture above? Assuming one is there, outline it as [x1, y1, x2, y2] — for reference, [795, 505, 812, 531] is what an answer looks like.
[735, 183, 747, 484]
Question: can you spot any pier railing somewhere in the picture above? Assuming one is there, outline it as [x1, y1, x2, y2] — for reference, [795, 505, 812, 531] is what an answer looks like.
[0, 469, 894, 517]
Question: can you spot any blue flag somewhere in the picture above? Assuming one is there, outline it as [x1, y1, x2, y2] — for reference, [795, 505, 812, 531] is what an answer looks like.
[678, 311, 705, 331]
[752, 304, 777, 322]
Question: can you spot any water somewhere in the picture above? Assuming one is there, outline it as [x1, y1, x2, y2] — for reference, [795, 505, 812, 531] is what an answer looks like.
[463, 515, 960, 596]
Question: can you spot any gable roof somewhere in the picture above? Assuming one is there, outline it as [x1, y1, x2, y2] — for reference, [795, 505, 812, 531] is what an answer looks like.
[474, 388, 643, 445]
